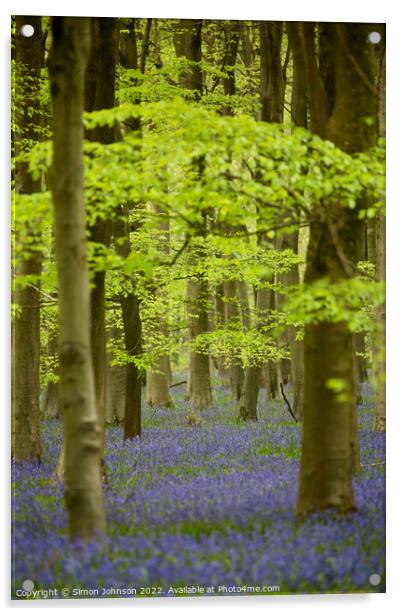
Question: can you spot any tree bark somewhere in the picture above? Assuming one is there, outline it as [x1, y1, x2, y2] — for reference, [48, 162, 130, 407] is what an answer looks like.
[238, 284, 273, 421]
[294, 23, 377, 513]
[285, 46, 308, 420]
[106, 327, 126, 424]
[114, 206, 143, 439]
[146, 204, 173, 408]
[237, 365, 259, 421]
[85, 17, 119, 468]
[283, 229, 305, 420]
[12, 16, 44, 463]
[214, 283, 229, 382]
[259, 21, 284, 123]
[373, 214, 385, 431]
[373, 33, 386, 431]
[47, 16, 106, 539]
[44, 334, 60, 419]
[256, 22, 285, 402]
[187, 275, 213, 409]
[223, 279, 244, 400]
[174, 19, 213, 410]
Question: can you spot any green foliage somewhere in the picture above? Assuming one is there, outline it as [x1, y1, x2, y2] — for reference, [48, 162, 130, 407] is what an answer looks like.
[284, 277, 385, 334]
[15, 83, 385, 375]
[193, 324, 289, 368]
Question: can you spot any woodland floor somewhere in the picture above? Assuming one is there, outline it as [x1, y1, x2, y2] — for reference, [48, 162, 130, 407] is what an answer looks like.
[12, 381, 385, 599]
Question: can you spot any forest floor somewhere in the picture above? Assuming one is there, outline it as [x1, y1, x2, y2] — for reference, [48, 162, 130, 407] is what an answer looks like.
[12, 381, 385, 599]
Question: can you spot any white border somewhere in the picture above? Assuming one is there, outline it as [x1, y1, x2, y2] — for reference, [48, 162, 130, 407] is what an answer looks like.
[1, 1, 401, 613]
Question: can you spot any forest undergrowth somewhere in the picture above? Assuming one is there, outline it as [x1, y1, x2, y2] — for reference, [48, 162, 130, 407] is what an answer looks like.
[12, 381, 385, 597]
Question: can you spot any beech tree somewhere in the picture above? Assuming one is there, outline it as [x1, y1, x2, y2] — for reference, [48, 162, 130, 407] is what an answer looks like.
[12, 16, 43, 462]
[47, 16, 106, 539]
[85, 17, 119, 462]
[146, 203, 173, 408]
[288, 22, 378, 512]
[174, 19, 213, 410]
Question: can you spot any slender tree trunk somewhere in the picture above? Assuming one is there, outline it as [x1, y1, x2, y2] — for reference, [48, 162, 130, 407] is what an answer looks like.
[146, 348, 172, 407]
[146, 204, 173, 407]
[174, 19, 212, 410]
[239, 22, 258, 104]
[114, 207, 143, 439]
[373, 214, 385, 431]
[238, 366, 259, 421]
[48, 16, 106, 539]
[373, 34, 386, 431]
[246, 23, 284, 405]
[223, 279, 244, 400]
[285, 49, 308, 419]
[259, 21, 284, 123]
[112, 19, 146, 438]
[12, 16, 43, 462]
[106, 327, 126, 424]
[292, 23, 377, 512]
[283, 229, 305, 420]
[85, 17, 118, 469]
[219, 26, 244, 400]
[238, 284, 272, 421]
[44, 334, 60, 419]
[237, 280, 251, 330]
[214, 283, 229, 382]
[187, 275, 213, 409]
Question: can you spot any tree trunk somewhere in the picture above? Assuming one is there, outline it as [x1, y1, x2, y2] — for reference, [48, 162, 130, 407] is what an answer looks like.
[85, 17, 119, 468]
[258, 286, 281, 400]
[237, 287, 267, 421]
[146, 350, 173, 407]
[106, 327, 126, 424]
[259, 21, 285, 399]
[373, 33, 386, 432]
[219, 28, 244, 400]
[47, 16, 106, 539]
[259, 21, 284, 123]
[237, 280, 251, 329]
[223, 279, 244, 400]
[285, 48, 308, 420]
[174, 19, 212, 410]
[44, 334, 60, 419]
[238, 366, 259, 421]
[12, 16, 43, 463]
[114, 206, 143, 439]
[214, 283, 229, 382]
[292, 23, 377, 513]
[187, 276, 213, 409]
[373, 214, 385, 431]
[146, 204, 173, 407]
[283, 229, 305, 420]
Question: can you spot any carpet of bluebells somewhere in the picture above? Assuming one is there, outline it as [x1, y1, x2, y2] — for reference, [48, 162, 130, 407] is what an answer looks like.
[12, 381, 385, 599]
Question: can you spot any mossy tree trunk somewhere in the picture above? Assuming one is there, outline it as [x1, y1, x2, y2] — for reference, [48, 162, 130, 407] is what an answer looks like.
[48, 16, 106, 539]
